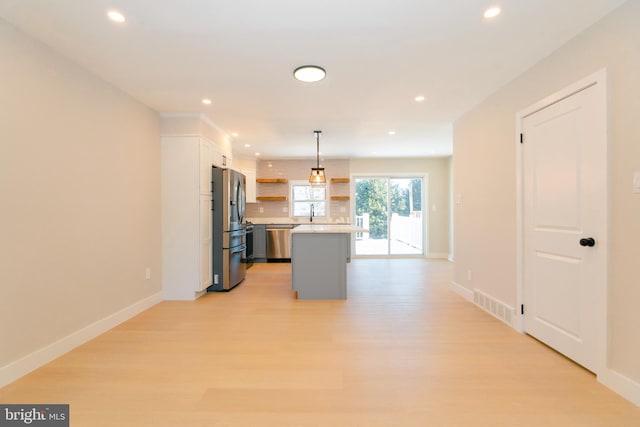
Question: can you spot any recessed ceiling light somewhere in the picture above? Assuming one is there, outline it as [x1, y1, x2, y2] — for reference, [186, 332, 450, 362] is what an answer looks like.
[415, 95, 425, 102]
[255, 152, 261, 156]
[231, 132, 239, 137]
[201, 98, 212, 105]
[388, 131, 396, 135]
[107, 10, 126, 23]
[244, 144, 251, 148]
[293, 65, 326, 83]
[484, 6, 501, 19]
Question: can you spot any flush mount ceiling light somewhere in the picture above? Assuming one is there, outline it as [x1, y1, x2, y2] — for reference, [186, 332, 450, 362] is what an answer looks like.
[484, 6, 502, 19]
[309, 130, 326, 185]
[294, 65, 326, 83]
[107, 10, 126, 23]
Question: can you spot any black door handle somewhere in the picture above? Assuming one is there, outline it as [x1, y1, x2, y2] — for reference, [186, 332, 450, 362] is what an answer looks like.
[579, 237, 596, 247]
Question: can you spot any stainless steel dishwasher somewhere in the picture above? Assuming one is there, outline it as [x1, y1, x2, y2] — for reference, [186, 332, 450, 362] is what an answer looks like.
[266, 224, 295, 260]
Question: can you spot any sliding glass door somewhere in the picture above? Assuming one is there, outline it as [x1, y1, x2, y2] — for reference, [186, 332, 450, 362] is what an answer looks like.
[354, 176, 424, 256]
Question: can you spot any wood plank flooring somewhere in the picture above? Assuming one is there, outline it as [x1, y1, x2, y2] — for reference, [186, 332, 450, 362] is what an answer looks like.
[1, 259, 639, 426]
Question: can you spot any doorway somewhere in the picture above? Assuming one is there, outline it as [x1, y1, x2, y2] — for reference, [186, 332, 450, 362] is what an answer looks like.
[354, 176, 425, 256]
[517, 69, 608, 374]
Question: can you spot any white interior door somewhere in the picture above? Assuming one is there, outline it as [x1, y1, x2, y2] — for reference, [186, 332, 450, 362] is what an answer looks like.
[520, 72, 607, 373]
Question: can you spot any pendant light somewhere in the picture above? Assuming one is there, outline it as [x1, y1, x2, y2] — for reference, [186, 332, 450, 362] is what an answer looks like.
[309, 130, 326, 185]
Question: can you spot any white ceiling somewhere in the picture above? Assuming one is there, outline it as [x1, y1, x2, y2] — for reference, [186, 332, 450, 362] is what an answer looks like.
[0, 0, 626, 159]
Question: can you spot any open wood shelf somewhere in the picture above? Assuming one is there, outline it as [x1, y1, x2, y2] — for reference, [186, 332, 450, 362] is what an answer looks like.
[330, 196, 350, 201]
[331, 178, 350, 183]
[256, 196, 287, 201]
[256, 178, 288, 183]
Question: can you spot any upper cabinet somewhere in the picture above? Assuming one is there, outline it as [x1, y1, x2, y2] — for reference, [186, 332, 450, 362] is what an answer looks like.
[242, 168, 257, 203]
[199, 137, 229, 194]
[160, 112, 233, 171]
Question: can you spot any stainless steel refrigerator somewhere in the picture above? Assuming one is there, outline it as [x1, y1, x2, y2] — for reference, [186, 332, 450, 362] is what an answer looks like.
[208, 167, 247, 291]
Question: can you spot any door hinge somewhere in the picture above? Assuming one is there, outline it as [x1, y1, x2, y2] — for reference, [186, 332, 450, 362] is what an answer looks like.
[520, 133, 524, 144]
[521, 304, 525, 315]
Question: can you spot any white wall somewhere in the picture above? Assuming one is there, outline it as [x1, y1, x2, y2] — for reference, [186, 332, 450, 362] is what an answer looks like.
[350, 157, 450, 257]
[0, 19, 162, 383]
[453, 0, 640, 401]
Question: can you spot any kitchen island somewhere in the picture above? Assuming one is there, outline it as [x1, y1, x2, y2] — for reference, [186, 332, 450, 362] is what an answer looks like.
[291, 224, 367, 299]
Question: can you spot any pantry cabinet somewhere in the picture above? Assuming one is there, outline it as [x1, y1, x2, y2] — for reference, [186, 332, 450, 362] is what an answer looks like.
[162, 135, 226, 300]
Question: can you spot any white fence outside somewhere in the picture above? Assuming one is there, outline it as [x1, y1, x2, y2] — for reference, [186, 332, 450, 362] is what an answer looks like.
[390, 211, 422, 251]
[355, 213, 369, 240]
[355, 211, 422, 252]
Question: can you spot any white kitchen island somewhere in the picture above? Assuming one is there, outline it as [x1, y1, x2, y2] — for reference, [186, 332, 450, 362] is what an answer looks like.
[291, 224, 367, 299]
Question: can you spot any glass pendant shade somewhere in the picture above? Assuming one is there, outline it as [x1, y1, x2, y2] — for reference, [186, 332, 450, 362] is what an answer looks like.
[309, 167, 326, 185]
[309, 130, 326, 185]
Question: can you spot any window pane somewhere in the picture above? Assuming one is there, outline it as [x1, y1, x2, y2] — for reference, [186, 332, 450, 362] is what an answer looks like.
[291, 182, 327, 217]
[311, 187, 325, 200]
[293, 185, 311, 200]
[293, 202, 309, 216]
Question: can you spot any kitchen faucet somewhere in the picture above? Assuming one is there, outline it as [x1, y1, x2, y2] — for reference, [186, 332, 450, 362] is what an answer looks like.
[310, 204, 314, 222]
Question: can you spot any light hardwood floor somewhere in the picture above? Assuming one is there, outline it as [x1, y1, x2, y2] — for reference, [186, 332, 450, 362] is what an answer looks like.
[2, 259, 639, 426]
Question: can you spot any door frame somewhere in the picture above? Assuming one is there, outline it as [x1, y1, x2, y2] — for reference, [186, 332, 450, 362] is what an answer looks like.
[350, 173, 428, 258]
[515, 68, 609, 374]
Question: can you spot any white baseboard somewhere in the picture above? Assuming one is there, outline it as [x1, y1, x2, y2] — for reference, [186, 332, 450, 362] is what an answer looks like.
[0, 292, 163, 388]
[599, 367, 640, 407]
[449, 284, 639, 408]
[427, 252, 449, 259]
[450, 281, 473, 301]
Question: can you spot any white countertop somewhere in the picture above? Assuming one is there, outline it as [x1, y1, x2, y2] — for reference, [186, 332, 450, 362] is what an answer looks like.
[247, 217, 350, 225]
[292, 224, 367, 234]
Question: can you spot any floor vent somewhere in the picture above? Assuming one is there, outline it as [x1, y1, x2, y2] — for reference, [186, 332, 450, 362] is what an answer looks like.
[473, 288, 516, 327]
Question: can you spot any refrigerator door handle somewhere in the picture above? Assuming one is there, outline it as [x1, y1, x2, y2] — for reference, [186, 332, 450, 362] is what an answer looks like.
[231, 244, 246, 254]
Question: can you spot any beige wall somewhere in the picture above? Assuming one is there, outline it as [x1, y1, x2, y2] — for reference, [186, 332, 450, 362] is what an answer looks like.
[350, 157, 451, 257]
[453, 0, 640, 388]
[0, 20, 161, 370]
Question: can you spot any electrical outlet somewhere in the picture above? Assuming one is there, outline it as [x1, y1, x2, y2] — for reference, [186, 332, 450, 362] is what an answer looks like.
[145, 268, 151, 280]
[340, 206, 346, 213]
[282, 207, 288, 213]
[467, 269, 472, 281]
[259, 207, 264, 213]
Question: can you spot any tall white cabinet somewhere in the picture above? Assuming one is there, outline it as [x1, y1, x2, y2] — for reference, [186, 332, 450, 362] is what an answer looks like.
[162, 135, 229, 300]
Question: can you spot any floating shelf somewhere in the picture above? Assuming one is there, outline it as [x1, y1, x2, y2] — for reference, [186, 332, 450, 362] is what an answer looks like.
[256, 178, 288, 183]
[331, 178, 350, 183]
[256, 196, 287, 201]
[330, 196, 350, 201]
